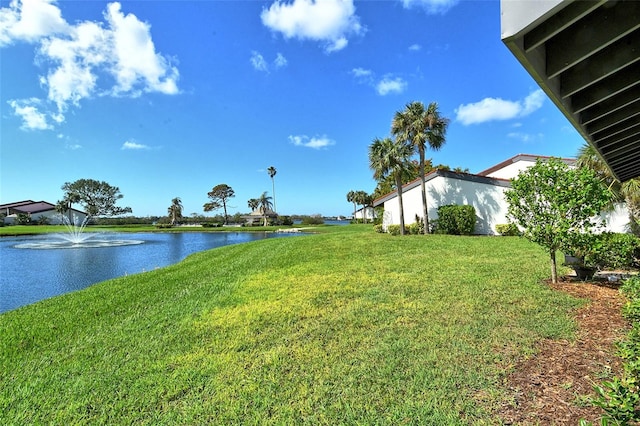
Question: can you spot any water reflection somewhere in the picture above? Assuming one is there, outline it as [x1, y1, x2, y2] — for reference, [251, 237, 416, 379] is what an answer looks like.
[0, 232, 299, 313]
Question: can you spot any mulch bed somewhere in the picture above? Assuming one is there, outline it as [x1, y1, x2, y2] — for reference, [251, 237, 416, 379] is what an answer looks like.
[497, 275, 631, 425]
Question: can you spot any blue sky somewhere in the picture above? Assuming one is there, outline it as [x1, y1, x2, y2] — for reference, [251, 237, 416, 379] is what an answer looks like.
[1, 0, 586, 218]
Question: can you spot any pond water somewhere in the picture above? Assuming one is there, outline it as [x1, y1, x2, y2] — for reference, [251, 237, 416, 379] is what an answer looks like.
[0, 232, 302, 314]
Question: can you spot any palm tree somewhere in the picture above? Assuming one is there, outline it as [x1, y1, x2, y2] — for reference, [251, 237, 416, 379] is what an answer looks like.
[248, 198, 260, 212]
[392, 101, 449, 234]
[368, 137, 413, 235]
[168, 197, 183, 225]
[354, 190, 371, 223]
[577, 143, 640, 234]
[267, 166, 277, 213]
[258, 191, 274, 226]
[346, 190, 357, 220]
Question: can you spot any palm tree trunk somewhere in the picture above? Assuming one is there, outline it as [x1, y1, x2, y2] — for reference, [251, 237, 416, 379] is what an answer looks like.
[395, 174, 406, 235]
[419, 146, 429, 234]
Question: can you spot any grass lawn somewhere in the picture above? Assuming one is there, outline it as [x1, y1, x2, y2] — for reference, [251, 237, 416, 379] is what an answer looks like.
[0, 226, 581, 424]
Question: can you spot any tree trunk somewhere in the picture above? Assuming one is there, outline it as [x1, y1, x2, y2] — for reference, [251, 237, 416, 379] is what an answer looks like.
[550, 249, 558, 284]
[396, 174, 406, 235]
[419, 146, 429, 234]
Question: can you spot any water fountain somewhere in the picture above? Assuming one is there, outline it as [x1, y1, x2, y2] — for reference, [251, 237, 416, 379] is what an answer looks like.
[15, 213, 144, 249]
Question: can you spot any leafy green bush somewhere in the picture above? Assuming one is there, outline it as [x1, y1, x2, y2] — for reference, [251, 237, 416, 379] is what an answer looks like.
[435, 205, 476, 235]
[563, 232, 640, 270]
[373, 224, 384, 233]
[587, 276, 640, 424]
[387, 224, 407, 236]
[407, 215, 424, 235]
[495, 223, 520, 236]
[201, 222, 221, 228]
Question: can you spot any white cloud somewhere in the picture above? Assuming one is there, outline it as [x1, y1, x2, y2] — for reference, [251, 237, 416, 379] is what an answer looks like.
[0, 1, 180, 130]
[250, 51, 288, 72]
[508, 132, 544, 143]
[455, 89, 546, 125]
[351, 67, 372, 78]
[250, 51, 269, 72]
[121, 140, 150, 150]
[0, 0, 69, 46]
[289, 134, 335, 149]
[105, 3, 179, 96]
[8, 98, 52, 130]
[376, 76, 407, 96]
[261, 0, 363, 53]
[408, 43, 421, 51]
[401, 0, 459, 14]
[274, 52, 288, 68]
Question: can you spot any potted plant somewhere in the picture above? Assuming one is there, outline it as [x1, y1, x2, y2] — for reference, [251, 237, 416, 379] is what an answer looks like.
[562, 232, 599, 280]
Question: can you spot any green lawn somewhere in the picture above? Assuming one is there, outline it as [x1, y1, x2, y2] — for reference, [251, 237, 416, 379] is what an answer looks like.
[0, 226, 581, 424]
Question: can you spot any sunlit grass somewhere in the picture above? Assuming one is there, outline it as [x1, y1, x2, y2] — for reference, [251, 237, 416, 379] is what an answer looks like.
[0, 226, 581, 424]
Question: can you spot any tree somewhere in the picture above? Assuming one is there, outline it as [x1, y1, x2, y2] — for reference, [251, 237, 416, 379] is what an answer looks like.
[248, 198, 259, 212]
[346, 190, 357, 219]
[204, 184, 235, 225]
[267, 166, 277, 213]
[167, 197, 183, 225]
[577, 143, 640, 235]
[353, 190, 372, 223]
[257, 191, 273, 226]
[368, 137, 413, 235]
[505, 158, 611, 283]
[61, 179, 132, 217]
[392, 101, 449, 234]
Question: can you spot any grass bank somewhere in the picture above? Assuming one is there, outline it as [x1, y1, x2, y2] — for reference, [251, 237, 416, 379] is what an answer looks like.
[1, 226, 581, 424]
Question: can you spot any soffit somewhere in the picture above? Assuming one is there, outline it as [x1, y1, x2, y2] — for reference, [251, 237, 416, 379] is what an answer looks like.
[501, 0, 640, 182]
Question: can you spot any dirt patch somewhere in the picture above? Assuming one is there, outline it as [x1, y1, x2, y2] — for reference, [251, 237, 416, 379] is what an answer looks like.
[497, 277, 630, 425]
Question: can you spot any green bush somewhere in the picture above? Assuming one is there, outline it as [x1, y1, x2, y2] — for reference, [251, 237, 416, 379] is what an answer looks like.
[564, 232, 640, 270]
[495, 223, 520, 236]
[373, 224, 384, 233]
[387, 224, 407, 236]
[587, 276, 640, 424]
[435, 205, 476, 235]
[407, 215, 424, 235]
[201, 222, 221, 228]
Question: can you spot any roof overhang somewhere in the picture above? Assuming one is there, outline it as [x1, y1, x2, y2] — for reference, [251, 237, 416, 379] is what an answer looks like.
[501, 0, 640, 182]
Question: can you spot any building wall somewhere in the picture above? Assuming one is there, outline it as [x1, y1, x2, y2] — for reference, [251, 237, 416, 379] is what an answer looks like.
[484, 160, 535, 179]
[381, 175, 510, 235]
[354, 207, 376, 221]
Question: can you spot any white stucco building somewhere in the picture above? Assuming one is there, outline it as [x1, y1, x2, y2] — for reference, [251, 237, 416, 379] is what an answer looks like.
[373, 154, 630, 235]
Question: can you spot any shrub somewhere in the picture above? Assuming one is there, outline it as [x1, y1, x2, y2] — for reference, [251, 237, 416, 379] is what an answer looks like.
[373, 224, 384, 233]
[587, 276, 640, 424]
[563, 232, 640, 270]
[387, 224, 407, 236]
[155, 223, 174, 229]
[300, 215, 324, 225]
[407, 215, 424, 235]
[435, 205, 476, 235]
[495, 223, 520, 236]
[201, 222, 221, 228]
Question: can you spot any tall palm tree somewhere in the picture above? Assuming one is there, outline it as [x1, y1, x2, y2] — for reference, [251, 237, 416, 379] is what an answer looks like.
[267, 166, 277, 213]
[168, 197, 183, 225]
[258, 191, 274, 226]
[392, 101, 449, 234]
[368, 137, 413, 235]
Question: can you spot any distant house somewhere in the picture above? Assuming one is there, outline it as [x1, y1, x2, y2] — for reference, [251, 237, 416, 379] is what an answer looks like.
[0, 200, 88, 225]
[353, 206, 376, 222]
[373, 154, 629, 235]
[241, 208, 278, 226]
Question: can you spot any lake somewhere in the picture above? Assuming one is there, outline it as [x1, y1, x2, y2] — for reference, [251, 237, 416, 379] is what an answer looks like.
[0, 232, 303, 314]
